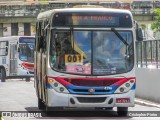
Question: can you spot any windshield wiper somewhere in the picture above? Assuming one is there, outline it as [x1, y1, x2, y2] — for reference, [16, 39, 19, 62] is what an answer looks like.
[70, 27, 75, 54]
[111, 28, 128, 46]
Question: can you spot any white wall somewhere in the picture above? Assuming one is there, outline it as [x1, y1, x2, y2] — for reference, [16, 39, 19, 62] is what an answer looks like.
[2, 23, 34, 37]
[3, 23, 11, 37]
[18, 23, 24, 36]
[135, 68, 160, 103]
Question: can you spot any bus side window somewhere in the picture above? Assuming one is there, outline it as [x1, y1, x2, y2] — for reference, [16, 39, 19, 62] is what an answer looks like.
[0, 41, 8, 56]
[36, 22, 39, 51]
[35, 22, 38, 50]
[50, 33, 56, 64]
[36, 20, 48, 52]
[6, 41, 8, 55]
[36, 21, 43, 51]
[42, 20, 48, 52]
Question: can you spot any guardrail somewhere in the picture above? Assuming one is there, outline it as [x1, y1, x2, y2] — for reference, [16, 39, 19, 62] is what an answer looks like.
[136, 40, 160, 69]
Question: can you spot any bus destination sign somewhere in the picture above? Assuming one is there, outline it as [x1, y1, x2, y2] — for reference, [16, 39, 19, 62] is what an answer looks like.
[52, 12, 132, 28]
[69, 15, 119, 26]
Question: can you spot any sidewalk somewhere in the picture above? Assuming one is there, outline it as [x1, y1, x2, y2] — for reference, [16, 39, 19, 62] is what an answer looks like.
[135, 98, 160, 108]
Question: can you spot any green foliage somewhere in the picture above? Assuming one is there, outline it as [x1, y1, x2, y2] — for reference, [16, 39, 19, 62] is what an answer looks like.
[141, 24, 146, 30]
[151, 8, 160, 32]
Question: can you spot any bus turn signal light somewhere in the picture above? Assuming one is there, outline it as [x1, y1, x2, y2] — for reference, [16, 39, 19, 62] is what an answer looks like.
[48, 79, 54, 83]
[47, 77, 69, 93]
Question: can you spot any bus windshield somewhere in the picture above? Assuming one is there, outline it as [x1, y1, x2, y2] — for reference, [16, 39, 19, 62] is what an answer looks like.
[50, 30, 134, 75]
[19, 37, 35, 63]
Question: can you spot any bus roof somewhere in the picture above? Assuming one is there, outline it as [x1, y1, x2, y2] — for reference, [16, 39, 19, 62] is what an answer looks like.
[37, 8, 132, 20]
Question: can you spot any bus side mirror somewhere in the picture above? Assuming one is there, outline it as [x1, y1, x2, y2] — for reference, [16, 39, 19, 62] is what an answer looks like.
[136, 28, 143, 41]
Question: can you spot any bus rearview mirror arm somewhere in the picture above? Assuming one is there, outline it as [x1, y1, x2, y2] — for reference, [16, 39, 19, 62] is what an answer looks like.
[44, 24, 49, 31]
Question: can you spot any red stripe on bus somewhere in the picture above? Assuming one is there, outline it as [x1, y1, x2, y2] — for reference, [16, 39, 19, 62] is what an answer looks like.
[22, 62, 34, 69]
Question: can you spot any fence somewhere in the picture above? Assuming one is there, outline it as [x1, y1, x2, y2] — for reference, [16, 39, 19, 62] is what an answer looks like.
[136, 40, 160, 69]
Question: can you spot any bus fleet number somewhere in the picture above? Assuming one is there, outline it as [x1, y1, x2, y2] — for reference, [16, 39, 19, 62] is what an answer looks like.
[65, 54, 82, 64]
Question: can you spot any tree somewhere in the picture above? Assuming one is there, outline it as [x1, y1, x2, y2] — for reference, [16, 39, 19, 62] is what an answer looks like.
[151, 8, 160, 39]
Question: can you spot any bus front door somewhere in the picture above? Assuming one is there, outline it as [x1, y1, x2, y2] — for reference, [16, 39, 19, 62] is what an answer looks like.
[9, 44, 17, 76]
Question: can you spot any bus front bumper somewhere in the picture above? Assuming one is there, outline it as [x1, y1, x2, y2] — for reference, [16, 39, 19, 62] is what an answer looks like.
[17, 68, 34, 76]
[47, 89, 135, 108]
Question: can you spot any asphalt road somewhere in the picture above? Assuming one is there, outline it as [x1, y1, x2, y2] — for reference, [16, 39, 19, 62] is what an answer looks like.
[0, 79, 160, 120]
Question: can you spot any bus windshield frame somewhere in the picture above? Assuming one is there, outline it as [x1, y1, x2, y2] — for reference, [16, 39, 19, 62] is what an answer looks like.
[49, 28, 134, 76]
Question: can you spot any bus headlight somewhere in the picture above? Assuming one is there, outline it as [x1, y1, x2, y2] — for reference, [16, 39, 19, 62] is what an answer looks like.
[48, 78, 69, 94]
[114, 79, 135, 94]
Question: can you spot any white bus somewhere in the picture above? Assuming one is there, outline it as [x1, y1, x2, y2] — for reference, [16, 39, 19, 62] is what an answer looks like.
[35, 8, 142, 116]
[0, 36, 35, 82]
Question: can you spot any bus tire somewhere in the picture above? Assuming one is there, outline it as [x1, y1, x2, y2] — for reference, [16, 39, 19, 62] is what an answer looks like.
[105, 107, 113, 110]
[45, 106, 54, 116]
[117, 107, 128, 116]
[95, 107, 113, 110]
[26, 77, 30, 82]
[38, 98, 45, 109]
[0, 68, 6, 82]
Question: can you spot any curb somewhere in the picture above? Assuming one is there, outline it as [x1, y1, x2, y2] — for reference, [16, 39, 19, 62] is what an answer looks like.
[135, 98, 160, 108]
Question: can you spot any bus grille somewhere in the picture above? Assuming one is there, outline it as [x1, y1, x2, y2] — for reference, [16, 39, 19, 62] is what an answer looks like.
[55, 77, 129, 95]
[65, 79, 119, 86]
[73, 89, 110, 93]
[77, 97, 106, 103]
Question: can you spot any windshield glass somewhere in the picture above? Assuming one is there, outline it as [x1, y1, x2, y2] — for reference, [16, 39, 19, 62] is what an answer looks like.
[50, 30, 133, 75]
[19, 38, 35, 63]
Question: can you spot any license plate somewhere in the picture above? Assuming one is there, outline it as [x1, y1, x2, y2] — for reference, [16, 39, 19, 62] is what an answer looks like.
[116, 98, 130, 103]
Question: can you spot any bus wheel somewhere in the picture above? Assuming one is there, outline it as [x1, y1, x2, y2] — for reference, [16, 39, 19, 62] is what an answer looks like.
[0, 68, 6, 82]
[105, 107, 113, 110]
[117, 107, 128, 116]
[95, 107, 113, 110]
[38, 98, 45, 109]
[26, 77, 30, 82]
